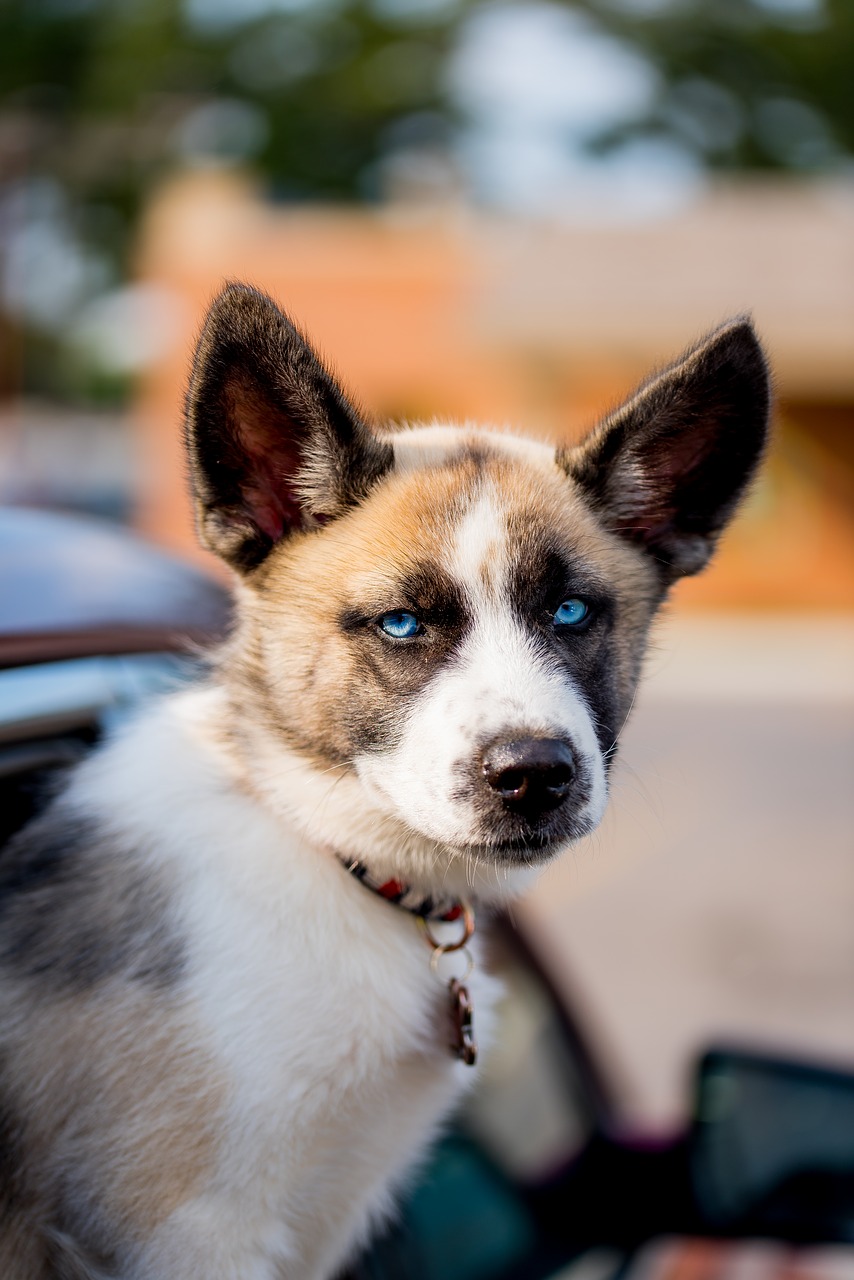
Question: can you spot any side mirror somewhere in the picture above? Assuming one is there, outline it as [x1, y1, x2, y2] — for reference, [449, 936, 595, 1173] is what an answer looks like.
[689, 1047, 854, 1243]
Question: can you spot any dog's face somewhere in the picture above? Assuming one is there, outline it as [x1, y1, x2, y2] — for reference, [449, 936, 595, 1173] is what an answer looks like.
[185, 285, 769, 878]
[233, 432, 654, 860]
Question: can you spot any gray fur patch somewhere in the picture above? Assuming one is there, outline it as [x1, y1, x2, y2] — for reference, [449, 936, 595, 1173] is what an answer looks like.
[0, 807, 185, 992]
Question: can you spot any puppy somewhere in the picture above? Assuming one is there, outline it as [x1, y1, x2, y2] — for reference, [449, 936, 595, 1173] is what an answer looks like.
[0, 284, 769, 1278]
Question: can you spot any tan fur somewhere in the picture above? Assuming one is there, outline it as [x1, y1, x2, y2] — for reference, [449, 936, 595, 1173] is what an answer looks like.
[221, 455, 483, 766]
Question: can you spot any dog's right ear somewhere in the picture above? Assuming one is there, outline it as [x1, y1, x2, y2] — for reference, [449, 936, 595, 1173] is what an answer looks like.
[185, 283, 392, 572]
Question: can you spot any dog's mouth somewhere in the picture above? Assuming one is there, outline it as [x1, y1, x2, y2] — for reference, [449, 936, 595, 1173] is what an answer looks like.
[451, 810, 598, 866]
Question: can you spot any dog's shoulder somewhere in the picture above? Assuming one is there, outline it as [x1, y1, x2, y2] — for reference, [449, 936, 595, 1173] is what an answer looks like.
[0, 796, 186, 995]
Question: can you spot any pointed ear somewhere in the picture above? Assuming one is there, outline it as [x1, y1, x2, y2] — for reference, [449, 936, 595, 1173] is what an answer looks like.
[184, 283, 393, 571]
[560, 318, 771, 580]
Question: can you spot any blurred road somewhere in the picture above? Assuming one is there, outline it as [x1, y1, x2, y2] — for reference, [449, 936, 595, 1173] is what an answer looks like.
[523, 616, 854, 1132]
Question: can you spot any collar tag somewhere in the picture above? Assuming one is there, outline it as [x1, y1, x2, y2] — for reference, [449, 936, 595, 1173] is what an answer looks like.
[449, 979, 477, 1067]
[420, 909, 478, 1067]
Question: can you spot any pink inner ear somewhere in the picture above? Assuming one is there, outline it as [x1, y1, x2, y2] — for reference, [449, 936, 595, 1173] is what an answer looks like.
[243, 482, 302, 542]
[654, 428, 709, 484]
[234, 385, 307, 541]
[625, 426, 712, 535]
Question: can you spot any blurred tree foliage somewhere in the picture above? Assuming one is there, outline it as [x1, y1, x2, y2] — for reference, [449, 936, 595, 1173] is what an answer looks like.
[581, 0, 853, 170]
[0, 0, 851, 399]
[0, 0, 464, 301]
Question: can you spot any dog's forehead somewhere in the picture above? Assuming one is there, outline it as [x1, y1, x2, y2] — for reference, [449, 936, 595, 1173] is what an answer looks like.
[386, 423, 558, 476]
[339, 424, 617, 597]
[274, 424, 629, 609]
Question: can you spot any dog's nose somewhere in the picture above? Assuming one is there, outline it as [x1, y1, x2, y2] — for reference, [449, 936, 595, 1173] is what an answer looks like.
[482, 737, 576, 819]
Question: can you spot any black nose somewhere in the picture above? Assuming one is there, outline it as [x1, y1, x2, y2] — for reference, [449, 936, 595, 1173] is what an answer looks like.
[482, 737, 576, 820]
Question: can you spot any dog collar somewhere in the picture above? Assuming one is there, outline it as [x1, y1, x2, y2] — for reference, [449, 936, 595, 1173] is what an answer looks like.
[339, 856, 478, 1067]
[339, 857, 467, 924]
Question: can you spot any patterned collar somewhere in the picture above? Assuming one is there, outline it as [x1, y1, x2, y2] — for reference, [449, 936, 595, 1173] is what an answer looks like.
[339, 857, 466, 923]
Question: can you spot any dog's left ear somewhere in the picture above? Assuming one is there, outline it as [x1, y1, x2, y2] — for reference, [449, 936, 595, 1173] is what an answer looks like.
[185, 282, 392, 572]
[561, 318, 771, 579]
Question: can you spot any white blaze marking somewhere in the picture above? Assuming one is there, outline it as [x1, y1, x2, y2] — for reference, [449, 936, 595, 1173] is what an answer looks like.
[449, 487, 507, 602]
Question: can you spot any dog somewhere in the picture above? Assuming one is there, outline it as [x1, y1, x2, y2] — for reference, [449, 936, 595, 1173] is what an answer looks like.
[0, 283, 769, 1278]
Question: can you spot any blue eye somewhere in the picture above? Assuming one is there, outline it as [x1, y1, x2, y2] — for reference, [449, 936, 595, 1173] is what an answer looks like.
[379, 611, 421, 639]
[553, 598, 589, 627]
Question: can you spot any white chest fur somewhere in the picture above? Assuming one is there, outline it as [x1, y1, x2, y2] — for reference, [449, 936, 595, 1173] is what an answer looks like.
[69, 690, 500, 1280]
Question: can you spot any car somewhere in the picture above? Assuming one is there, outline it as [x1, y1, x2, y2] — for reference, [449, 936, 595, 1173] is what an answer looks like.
[2, 506, 852, 1280]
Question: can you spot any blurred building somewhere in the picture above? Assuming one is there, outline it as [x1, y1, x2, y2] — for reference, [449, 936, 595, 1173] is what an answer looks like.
[133, 170, 854, 613]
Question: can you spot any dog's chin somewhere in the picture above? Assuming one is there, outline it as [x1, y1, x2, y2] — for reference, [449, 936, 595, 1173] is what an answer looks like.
[453, 827, 585, 867]
[436, 808, 601, 868]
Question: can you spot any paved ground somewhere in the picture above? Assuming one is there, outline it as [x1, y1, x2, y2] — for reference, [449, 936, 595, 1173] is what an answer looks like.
[521, 616, 854, 1133]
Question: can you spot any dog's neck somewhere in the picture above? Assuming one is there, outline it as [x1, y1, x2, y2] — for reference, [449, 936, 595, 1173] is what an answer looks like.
[181, 679, 539, 907]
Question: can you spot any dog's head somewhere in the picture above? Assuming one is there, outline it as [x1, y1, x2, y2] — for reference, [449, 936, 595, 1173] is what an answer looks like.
[185, 284, 769, 891]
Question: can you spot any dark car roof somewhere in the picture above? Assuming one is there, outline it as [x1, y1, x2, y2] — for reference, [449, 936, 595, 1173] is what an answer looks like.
[0, 507, 230, 667]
